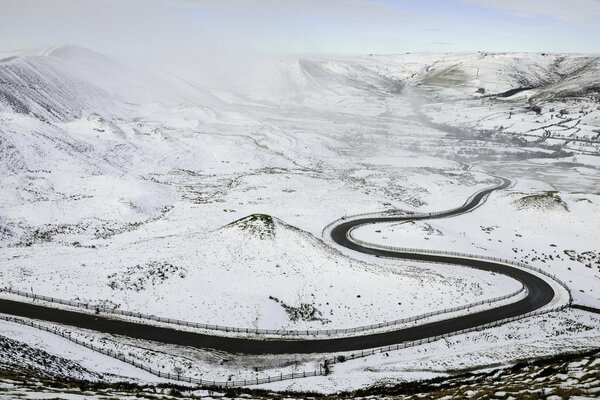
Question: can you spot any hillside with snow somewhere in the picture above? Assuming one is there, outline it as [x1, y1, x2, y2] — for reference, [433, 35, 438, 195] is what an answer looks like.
[1, 212, 520, 331]
[1, 45, 599, 394]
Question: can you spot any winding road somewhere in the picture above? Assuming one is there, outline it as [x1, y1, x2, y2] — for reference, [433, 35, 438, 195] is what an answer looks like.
[0, 176, 558, 355]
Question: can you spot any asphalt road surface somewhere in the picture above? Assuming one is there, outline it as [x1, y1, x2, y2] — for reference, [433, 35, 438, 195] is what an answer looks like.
[0, 177, 556, 354]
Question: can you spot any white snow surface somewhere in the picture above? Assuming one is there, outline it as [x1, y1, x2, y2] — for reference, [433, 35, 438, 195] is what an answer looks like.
[0, 318, 164, 383]
[0, 46, 599, 391]
[352, 177, 600, 308]
[1, 214, 519, 331]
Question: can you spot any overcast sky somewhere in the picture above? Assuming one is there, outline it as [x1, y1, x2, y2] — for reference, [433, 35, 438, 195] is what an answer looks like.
[1, 0, 599, 56]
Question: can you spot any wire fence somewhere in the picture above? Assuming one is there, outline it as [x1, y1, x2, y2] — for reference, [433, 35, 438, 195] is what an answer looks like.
[0, 283, 526, 337]
[346, 233, 573, 304]
[323, 303, 570, 368]
[0, 176, 573, 387]
[0, 314, 324, 388]
[0, 301, 568, 388]
[319, 173, 571, 307]
[0, 178, 562, 338]
[320, 177, 506, 238]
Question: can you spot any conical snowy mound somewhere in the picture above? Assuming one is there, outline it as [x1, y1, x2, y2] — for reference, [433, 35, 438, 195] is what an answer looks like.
[223, 214, 276, 240]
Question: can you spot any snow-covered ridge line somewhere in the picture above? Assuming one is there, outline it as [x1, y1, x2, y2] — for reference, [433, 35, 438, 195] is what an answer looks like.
[345, 231, 573, 308]
[0, 283, 526, 338]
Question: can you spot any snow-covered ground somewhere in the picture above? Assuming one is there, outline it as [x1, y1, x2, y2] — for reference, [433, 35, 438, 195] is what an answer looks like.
[0, 318, 163, 384]
[262, 309, 600, 393]
[351, 175, 600, 308]
[0, 212, 521, 331]
[1, 46, 599, 392]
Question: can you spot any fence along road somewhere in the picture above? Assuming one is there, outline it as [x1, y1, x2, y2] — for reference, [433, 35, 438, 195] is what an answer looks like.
[1, 284, 527, 337]
[0, 176, 560, 355]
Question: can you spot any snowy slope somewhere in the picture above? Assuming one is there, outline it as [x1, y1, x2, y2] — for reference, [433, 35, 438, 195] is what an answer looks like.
[355, 52, 600, 99]
[0, 45, 223, 122]
[0, 48, 117, 120]
[0, 45, 599, 391]
[352, 177, 600, 308]
[0, 213, 519, 331]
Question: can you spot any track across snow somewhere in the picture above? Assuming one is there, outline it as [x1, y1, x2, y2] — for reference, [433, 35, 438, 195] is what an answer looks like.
[0, 176, 557, 354]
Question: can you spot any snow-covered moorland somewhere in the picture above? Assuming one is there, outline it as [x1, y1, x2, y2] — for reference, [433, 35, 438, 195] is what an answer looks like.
[1, 46, 599, 393]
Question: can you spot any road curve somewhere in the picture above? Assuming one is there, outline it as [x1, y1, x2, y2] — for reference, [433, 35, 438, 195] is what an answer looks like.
[0, 177, 556, 355]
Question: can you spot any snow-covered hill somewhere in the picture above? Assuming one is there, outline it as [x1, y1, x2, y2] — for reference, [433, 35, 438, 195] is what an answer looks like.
[1, 45, 598, 254]
[0, 212, 519, 330]
[0, 45, 223, 121]
[1, 45, 599, 391]
[0, 46, 117, 120]
[349, 52, 600, 99]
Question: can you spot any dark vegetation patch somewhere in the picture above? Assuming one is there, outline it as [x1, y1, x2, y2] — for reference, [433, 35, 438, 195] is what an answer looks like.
[513, 191, 569, 212]
[564, 250, 600, 271]
[107, 261, 186, 291]
[0, 346, 598, 399]
[0, 335, 99, 381]
[222, 349, 600, 399]
[0, 89, 31, 114]
[0, 222, 13, 242]
[495, 87, 534, 98]
[269, 296, 331, 324]
[10, 206, 173, 247]
[0, 133, 28, 173]
[226, 214, 275, 239]
[94, 206, 173, 239]
[480, 225, 498, 234]
[14, 224, 72, 247]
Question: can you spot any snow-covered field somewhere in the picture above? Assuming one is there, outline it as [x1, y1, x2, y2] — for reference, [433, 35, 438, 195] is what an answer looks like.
[1, 46, 599, 393]
[1, 212, 521, 331]
[351, 174, 600, 309]
[0, 318, 163, 384]
[264, 309, 600, 393]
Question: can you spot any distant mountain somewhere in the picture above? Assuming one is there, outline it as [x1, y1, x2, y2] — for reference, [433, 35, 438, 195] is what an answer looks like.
[0, 45, 220, 122]
[363, 52, 600, 100]
[0, 45, 118, 120]
[2, 47, 598, 123]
